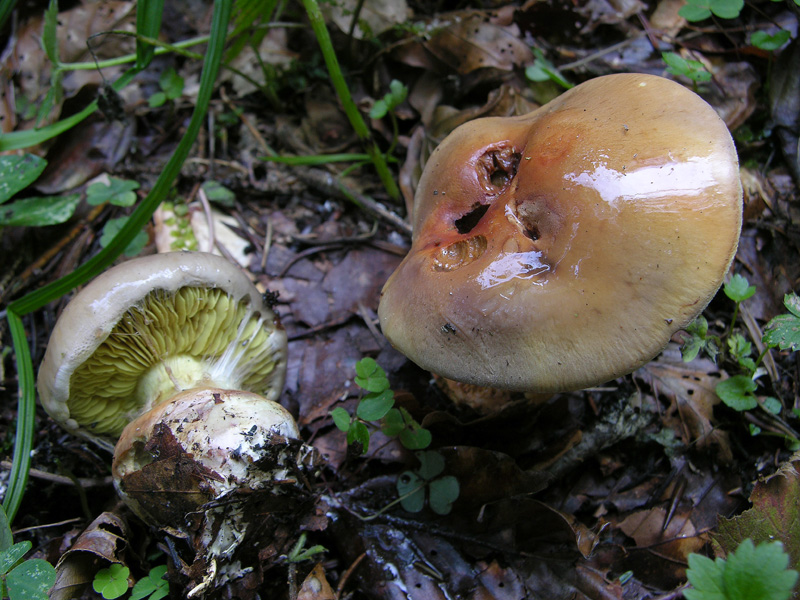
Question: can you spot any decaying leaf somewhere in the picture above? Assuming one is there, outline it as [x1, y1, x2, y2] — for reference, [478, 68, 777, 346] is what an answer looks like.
[635, 345, 732, 462]
[297, 563, 336, 600]
[619, 506, 705, 564]
[51, 512, 130, 600]
[716, 454, 800, 573]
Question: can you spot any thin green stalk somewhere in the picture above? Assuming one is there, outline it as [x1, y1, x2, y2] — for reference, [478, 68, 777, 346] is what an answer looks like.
[2, 0, 233, 524]
[300, 0, 400, 202]
[2, 313, 35, 523]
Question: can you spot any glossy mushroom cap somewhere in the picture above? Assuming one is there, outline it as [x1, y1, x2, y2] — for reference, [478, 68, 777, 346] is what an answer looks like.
[379, 74, 742, 393]
[37, 252, 288, 449]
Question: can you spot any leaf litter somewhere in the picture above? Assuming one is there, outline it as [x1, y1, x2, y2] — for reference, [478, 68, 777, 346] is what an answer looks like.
[1, 0, 800, 598]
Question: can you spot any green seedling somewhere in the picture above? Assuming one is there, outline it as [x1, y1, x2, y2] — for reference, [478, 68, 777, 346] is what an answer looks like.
[751, 30, 792, 51]
[100, 217, 148, 257]
[129, 565, 169, 600]
[682, 274, 799, 444]
[369, 79, 408, 120]
[200, 180, 236, 207]
[525, 48, 573, 89]
[93, 563, 130, 599]
[763, 293, 800, 352]
[284, 533, 326, 564]
[396, 451, 460, 515]
[87, 177, 146, 257]
[678, 0, 744, 21]
[86, 177, 140, 208]
[662, 52, 711, 83]
[0, 505, 55, 600]
[681, 316, 720, 363]
[331, 358, 431, 453]
[685, 539, 798, 600]
[149, 67, 186, 108]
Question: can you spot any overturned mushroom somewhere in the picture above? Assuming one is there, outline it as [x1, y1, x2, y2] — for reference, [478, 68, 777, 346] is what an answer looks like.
[37, 252, 316, 595]
[379, 74, 742, 393]
[37, 252, 288, 450]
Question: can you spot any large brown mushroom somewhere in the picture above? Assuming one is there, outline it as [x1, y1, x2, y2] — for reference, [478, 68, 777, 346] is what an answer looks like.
[378, 74, 743, 393]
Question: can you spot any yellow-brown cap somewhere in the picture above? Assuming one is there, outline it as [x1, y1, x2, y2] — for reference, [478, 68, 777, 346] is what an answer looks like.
[378, 74, 742, 393]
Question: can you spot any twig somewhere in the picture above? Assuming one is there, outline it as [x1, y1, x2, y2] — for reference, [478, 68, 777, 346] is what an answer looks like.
[0, 461, 112, 488]
[336, 552, 366, 600]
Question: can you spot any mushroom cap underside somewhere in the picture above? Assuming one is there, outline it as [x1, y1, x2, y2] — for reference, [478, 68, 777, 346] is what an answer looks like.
[37, 252, 288, 444]
[379, 73, 743, 392]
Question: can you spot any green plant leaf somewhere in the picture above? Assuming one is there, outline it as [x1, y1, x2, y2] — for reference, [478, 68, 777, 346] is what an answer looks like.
[201, 180, 235, 207]
[684, 553, 726, 600]
[100, 217, 148, 257]
[728, 334, 752, 360]
[716, 375, 757, 411]
[159, 67, 185, 100]
[711, 0, 744, 18]
[678, 3, 712, 21]
[682, 333, 705, 362]
[347, 421, 370, 453]
[763, 294, 800, 351]
[723, 539, 798, 600]
[751, 29, 791, 51]
[762, 397, 782, 415]
[331, 407, 351, 432]
[93, 563, 130, 599]
[396, 471, 425, 513]
[41, 0, 59, 64]
[0, 155, 47, 204]
[399, 421, 432, 450]
[0, 505, 14, 552]
[148, 91, 167, 108]
[525, 49, 572, 89]
[130, 565, 169, 600]
[388, 79, 407, 105]
[416, 451, 445, 480]
[354, 358, 389, 392]
[0, 542, 32, 575]
[0, 194, 81, 227]
[381, 408, 404, 437]
[428, 476, 459, 515]
[724, 274, 756, 302]
[369, 99, 388, 120]
[6, 558, 56, 600]
[357, 389, 394, 421]
[662, 52, 712, 83]
[86, 178, 140, 207]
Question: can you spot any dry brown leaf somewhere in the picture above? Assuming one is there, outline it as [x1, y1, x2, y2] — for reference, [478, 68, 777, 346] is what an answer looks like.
[323, 0, 412, 39]
[11, 2, 136, 126]
[618, 506, 705, 563]
[297, 563, 336, 600]
[51, 512, 130, 600]
[634, 344, 732, 462]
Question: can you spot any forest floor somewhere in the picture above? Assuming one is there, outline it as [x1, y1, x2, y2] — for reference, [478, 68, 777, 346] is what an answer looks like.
[1, 0, 800, 599]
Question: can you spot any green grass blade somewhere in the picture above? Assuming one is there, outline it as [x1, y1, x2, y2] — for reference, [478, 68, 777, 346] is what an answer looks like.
[2, 313, 35, 523]
[0, 70, 137, 152]
[135, 0, 165, 69]
[300, 0, 400, 201]
[0, 0, 15, 32]
[2, 0, 233, 525]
